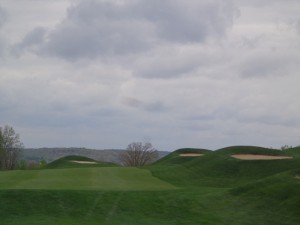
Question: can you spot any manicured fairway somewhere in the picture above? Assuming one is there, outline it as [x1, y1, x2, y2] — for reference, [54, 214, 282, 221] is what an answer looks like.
[0, 167, 177, 190]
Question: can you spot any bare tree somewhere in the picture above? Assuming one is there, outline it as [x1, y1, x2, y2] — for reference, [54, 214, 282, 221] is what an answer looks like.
[119, 142, 159, 166]
[0, 125, 24, 170]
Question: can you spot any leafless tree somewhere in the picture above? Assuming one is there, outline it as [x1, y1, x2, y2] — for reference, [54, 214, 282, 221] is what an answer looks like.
[0, 125, 24, 170]
[119, 142, 158, 166]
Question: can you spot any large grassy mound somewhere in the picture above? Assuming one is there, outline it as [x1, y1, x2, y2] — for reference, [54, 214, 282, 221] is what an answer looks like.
[150, 146, 300, 187]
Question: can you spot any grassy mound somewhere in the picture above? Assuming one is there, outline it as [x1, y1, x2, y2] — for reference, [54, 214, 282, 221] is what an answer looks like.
[229, 169, 300, 221]
[153, 148, 211, 165]
[45, 155, 117, 169]
[216, 145, 289, 156]
[284, 146, 300, 158]
[150, 146, 300, 187]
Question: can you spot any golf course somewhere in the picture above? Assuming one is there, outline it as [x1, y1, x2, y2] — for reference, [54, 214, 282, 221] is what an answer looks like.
[0, 146, 299, 225]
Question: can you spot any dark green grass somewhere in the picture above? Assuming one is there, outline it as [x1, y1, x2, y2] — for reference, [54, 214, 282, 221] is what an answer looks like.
[0, 146, 300, 225]
[0, 189, 222, 225]
[150, 146, 300, 187]
[284, 146, 300, 158]
[0, 178, 299, 225]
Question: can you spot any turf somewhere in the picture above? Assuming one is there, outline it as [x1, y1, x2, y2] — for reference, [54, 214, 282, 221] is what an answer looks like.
[0, 146, 300, 225]
[0, 167, 176, 191]
[150, 146, 300, 187]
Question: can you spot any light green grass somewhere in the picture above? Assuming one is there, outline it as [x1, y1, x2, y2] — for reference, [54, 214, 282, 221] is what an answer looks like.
[0, 167, 177, 191]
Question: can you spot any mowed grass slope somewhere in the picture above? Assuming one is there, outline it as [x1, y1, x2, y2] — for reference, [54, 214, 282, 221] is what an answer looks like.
[147, 146, 300, 224]
[150, 146, 300, 187]
[0, 146, 300, 225]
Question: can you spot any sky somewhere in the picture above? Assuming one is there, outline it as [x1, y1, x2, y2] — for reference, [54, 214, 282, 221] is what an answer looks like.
[0, 0, 299, 151]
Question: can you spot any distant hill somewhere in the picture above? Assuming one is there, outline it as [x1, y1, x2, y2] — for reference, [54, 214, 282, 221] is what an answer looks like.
[21, 147, 170, 164]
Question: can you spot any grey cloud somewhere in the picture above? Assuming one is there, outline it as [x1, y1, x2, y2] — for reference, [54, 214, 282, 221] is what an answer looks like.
[238, 51, 298, 78]
[41, 0, 154, 59]
[122, 97, 144, 108]
[37, 0, 236, 60]
[122, 97, 166, 112]
[240, 57, 282, 78]
[296, 19, 300, 33]
[133, 0, 236, 42]
[11, 27, 46, 56]
[144, 101, 166, 112]
[132, 44, 226, 79]
[235, 0, 300, 7]
[235, 109, 300, 128]
[0, 6, 7, 56]
[0, 6, 6, 28]
[135, 59, 197, 79]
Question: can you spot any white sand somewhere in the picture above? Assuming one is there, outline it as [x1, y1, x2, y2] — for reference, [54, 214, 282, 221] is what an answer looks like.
[231, 154, 293, 160]
[70, 160, 97, 164]
[179, 153, 204, 157]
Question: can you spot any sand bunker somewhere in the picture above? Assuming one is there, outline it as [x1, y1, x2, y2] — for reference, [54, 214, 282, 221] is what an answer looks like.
[70, 160, 97, 164]
[179, 153, 204, 157]
[231, 154, 293, 160]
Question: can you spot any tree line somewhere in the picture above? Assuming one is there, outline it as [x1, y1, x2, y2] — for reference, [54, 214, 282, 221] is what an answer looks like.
[0, 125, 23, 170]
[0, 125, 159, 169]
[119, 142, 158, 166]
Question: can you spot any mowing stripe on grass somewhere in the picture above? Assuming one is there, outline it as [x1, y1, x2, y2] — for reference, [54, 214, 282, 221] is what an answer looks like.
[0, 167, 177, 191]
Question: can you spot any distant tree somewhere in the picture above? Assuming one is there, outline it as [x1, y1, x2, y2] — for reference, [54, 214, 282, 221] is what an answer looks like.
[119, 142, 159, 166]
[39, 159, 47, 168]
[0, 125, 24, 170]
[281, 145, 292, 151]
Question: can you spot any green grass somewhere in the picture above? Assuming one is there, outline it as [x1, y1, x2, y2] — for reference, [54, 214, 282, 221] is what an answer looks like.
[150, 146, 300, 187]
[0, 167, 176, 191]
[1, 181, 299, 225]
[0, 146, 300, 225]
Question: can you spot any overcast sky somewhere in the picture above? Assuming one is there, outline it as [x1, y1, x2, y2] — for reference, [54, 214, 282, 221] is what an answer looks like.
[0, 0, 299, 151]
